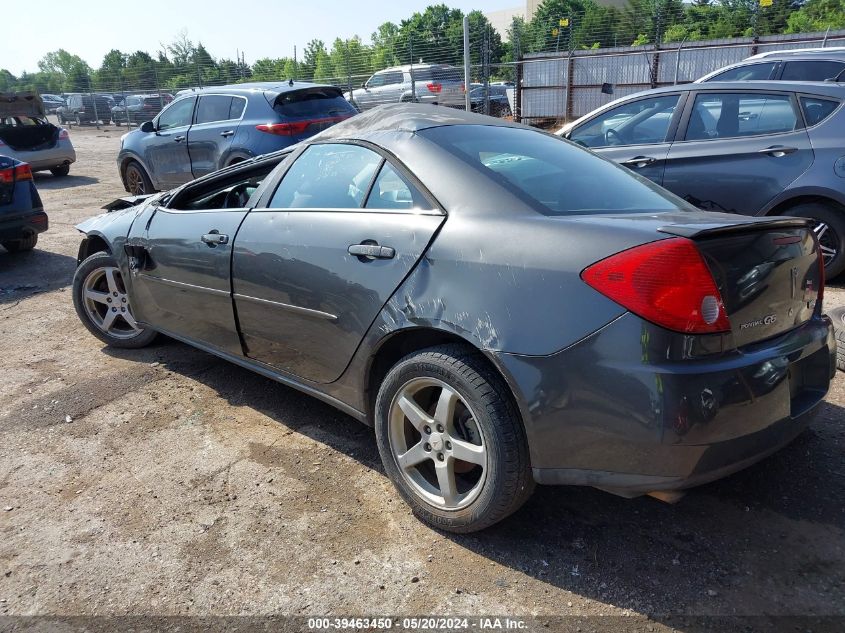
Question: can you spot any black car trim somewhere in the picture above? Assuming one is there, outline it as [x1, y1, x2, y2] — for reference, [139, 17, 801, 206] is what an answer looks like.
[233, 293, 338, 321]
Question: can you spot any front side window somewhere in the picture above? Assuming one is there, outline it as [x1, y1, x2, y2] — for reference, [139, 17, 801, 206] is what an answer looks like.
[420, 125, 680, 216]
[195, 95, 234, 124]
[157, 97, 195, 130]
[685, 92, 797, 141]
[707, 62, 776, 82]
[569, 94, 680, 148]
[781, 60, 845, 81]
[367, 74, 387, 88]
[268, 144, 382, 209]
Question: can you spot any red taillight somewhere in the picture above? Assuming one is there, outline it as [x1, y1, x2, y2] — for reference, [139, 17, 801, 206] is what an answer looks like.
[427, 82, 442, 93]
[0, 163, 33, 184]
[256, 115, 350, 137]
[581, 237, 731, 334]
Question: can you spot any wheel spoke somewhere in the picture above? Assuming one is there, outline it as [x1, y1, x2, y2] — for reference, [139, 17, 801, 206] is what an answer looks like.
[101, 310, 117, 333]
[121, 310, 140, 331]
[397, 441, 430, 470]
[84, 288, 110, 305]
[433, 386, 458, 427]
[821, 244, 837, 257]
[104, 268, 120, 295]
[814, 223, 829, 241]
[397, 393, 431, 432]
[435, 460, 458, 506]
[450, 437, 485, 466]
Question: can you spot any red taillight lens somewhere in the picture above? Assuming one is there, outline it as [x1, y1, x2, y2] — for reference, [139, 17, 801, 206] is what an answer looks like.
[256, 115, 351, 137]
[0, 163, 33, 184]
[581, 237, 731, 334]
[427, 82, 442, 93]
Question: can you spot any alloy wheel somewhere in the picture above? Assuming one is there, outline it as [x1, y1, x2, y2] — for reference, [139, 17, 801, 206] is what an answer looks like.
[126, 166, 145, 195]
[81, 266, 142, 339]
[813, 221, 839, 269]
[388, 377, 487, 510]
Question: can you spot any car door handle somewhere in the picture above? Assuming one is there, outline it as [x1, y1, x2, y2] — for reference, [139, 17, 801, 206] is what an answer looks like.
[220, 130, 235, 138]
[348, 243, 395, 260]
[620, 156, 657, 168]
[201, 232, 229, 246]
[174, 135, 186, 143]
[758, 146, 798, 158]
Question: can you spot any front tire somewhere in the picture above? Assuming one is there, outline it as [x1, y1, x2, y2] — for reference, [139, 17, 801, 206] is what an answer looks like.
[374, 344, 534, 533]
[787, 202, 845, 278]
[72, 252, 157, 348]
[123, 160, 153, 195]
[2, 233, 38, 253]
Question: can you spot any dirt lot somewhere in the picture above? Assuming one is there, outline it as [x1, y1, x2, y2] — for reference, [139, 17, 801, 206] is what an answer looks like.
[1, 124, 844, 631]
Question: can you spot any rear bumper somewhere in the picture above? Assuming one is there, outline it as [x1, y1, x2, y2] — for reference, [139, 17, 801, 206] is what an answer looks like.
[10, 143, 76, 171]
[0, 209, 49, 241]
[495, 313, 836, 492]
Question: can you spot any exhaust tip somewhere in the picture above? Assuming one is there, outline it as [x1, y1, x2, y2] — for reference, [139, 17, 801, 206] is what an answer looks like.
[647, 490, 686, 504]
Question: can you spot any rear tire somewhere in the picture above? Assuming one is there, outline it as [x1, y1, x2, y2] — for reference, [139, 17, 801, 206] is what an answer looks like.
[2, 233, 38, 253]
[50, 165, 70, 177]
[374, 344, 534, 533]
[123, 160, 153, 195]
[785, 202, 845, 278]
[72, 252, 157, 349]
[827, 306, 845, 372]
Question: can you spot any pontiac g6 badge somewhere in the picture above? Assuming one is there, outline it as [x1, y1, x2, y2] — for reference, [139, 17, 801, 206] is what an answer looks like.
[740, 314, 777, 330]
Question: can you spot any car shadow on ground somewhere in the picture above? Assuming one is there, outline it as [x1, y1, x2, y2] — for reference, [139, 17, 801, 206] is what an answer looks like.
[32, 174, 99, 190]
[105, 339, 845, 624]
[0, 248, 76, 304]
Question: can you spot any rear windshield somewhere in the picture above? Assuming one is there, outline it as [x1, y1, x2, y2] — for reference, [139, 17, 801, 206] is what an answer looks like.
[273, 88, 357, 119]
[419, 125, 682, 216]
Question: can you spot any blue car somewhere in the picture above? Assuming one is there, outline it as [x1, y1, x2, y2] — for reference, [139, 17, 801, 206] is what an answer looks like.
[116, 82, 358, 194]
[0, 156, 47, 253]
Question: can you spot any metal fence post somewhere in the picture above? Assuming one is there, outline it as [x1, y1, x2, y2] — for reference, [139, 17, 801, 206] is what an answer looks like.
[515, 57, 522, 122]
[463, 15, 471, 111]
[673, 37, 686, 85]
[566, 53, 574, 123]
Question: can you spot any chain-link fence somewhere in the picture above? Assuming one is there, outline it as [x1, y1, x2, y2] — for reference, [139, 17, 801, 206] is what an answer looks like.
[9, 21, 845, 131]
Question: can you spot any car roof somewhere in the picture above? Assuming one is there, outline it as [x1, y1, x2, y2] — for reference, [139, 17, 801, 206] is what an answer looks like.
[311, 103, 523, 140]
[376, 63, 459, 73]
[747, 47, 845, 60]
[175, 81, 340, 98]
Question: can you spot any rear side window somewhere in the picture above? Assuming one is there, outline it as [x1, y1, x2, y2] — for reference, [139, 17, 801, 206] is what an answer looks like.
[365, 163, 431, 211]
[800, 96, 840, 126]
[686, 93, 797, 140]
[707, 62, 776, 81]
[431, 66, 463, 82]
[419, 125, 679, 216]
[229, 97, 246, 119]
[273, 88, 356, 120]
[781, 60, 845, 81]
[196, 95, 233, 124]
[269, 144, 382, 209]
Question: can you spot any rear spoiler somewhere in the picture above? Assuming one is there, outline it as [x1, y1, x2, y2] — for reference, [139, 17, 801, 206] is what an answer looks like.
[102, 194, 153, 212]
[658, 215, 811, 239]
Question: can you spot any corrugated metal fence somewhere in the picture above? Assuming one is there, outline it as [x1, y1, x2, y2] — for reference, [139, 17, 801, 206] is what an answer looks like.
[517, 30, 845, 124]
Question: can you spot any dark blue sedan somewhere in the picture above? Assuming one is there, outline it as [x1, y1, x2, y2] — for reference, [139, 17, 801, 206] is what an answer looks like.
[116, 82, 358, 195]
[0, 156, 47, 253]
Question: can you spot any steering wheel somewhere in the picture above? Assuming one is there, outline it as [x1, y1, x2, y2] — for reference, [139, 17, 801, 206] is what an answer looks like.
[224, 183, 253, 209]
[605, 128, 624, 146]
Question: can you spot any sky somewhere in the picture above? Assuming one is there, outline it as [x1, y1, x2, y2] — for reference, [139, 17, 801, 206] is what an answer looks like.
[1, 0, 520, 75]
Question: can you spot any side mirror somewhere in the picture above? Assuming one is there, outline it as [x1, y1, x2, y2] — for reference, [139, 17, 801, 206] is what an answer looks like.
[140, 120, 155, 133]
[361, 82, 368, 90]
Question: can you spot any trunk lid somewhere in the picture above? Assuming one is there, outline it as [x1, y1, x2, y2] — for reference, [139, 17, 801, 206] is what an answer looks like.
[658, 215, 821, 347]
[0, 91, 46, 118]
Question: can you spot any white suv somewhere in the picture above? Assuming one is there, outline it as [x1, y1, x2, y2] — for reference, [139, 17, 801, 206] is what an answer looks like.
[346, 64, 465, 110]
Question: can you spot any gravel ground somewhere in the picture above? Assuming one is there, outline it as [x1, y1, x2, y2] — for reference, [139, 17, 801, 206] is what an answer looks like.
[0, 123, 844, 631]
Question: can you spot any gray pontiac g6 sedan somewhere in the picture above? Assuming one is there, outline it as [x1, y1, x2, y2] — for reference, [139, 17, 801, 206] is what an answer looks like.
[71, 105, 836, 532]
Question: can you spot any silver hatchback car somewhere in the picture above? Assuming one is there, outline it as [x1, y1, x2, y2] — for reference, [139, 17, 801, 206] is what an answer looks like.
[345, 64, 465, 110]
[0, 92, 76, 177]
